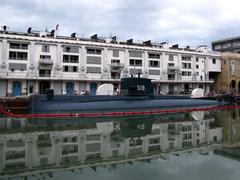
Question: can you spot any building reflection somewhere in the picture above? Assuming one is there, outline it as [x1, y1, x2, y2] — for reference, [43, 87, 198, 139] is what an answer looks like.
[212, 108, 240, 161]
[0, 111, 222, 179]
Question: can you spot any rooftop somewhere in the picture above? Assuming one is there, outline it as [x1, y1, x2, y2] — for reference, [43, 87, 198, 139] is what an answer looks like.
[212, 36, 240, 44]
[0, 25, 212, 54]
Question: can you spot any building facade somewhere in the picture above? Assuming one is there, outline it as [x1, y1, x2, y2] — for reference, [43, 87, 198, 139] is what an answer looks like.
[0, 27, 221, 97]
[212, 36, 240, 53]
[215, 52, 240, 94]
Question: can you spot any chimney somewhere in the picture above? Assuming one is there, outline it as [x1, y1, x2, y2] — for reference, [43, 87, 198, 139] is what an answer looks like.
[91, 34, 98, 40]
[172, 44, 179, 49]
[186, 46, 190, 50]
[127, 39, 133, 45]
[112, 36, 117, 41]
[71, 33, 76, 38]
[50, 30, 56, 38]
[27, 27, 32, 33]
[143, 40, 152, 47]
[3, 25, 7, 32]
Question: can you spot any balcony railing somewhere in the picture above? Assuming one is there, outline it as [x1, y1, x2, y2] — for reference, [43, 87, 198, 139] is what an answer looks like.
[39, 59, 53, 65]
[39, 73, 51, 77]
[110, 63, 124, 72]
[167, 66, 179, 74]
[110, 62, 124, 67]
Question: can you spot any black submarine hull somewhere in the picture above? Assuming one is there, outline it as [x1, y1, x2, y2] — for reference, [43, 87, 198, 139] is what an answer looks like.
[29, 95, 221, 114]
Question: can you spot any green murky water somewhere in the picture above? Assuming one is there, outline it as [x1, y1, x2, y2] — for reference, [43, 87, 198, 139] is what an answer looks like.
[1, 109, 240, 180]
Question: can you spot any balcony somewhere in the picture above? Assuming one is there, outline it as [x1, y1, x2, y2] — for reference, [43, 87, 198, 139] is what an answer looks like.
[39, 59, 53, 65]
[39, 74, 51, 77]
[110, 63, 124, 72]
[167, 66, 179, 74]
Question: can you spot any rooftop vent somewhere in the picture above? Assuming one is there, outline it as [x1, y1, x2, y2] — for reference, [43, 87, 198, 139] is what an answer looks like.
[111, 36, 117, 43]
[1, 25, 8, 33]
[143, 40, 152, 47]
[127, 39, 133, 45]
[71, 32, 76, 38]
[112, 36, 117, 41]
[160, 42, 167, 45]
[91, 34, 98, 40]
[50, 30, 55, 37]
[172, 44, 179, 49]
[27, 27, 32, 33]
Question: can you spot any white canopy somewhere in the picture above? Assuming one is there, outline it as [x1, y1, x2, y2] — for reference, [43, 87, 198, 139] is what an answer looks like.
[96, 84, 114, 95]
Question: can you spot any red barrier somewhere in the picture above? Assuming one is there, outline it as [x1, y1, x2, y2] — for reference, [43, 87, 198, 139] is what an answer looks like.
[1, 105, 240, 119]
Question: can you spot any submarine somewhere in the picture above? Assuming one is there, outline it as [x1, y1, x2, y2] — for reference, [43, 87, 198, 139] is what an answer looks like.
[28, 77, 222, 114]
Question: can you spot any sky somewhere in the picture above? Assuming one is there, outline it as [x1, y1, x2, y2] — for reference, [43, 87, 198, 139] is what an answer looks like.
[0, 0, 240, 48]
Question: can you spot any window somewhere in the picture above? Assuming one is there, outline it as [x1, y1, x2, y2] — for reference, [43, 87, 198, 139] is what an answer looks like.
[87, 48, 101, 55]
[64, 66, 68, 72]
[232, 42, 240, 47]
[182, 125, 192, 131]
[63, 55, 79, 63]
[86, 67, 101, 73]
[149, 60, 160, 67]
[40, 55, 51, 59]
[196, 58, 199, 62]
[129, 51, 142, 58]
[181, 56, 191, 61]
[182, 71, 191, 76]
[214, 45, 222, 50]
[111, 59, 120, 64]
[182, 133, 192, 140]
[9, 51, 28, 60]
[9, 43, 28, 50]
[63, 46, 79, 53]
[42, 45, 50, 52]
[222, 43, 231, 49]
[212, 58, 216, 64]
[73, 66, 77, 72]
[129, 59, 142, 66]
[113, 50, 119, 57]
[63, 66, 78, 72]
[182, 63, 191, 69]
[66, 47, 70, 52]
[148, 53, 161, 59]
[168, 63, 175, 67]
[169, 54, 174, 61]
[196, 65, 199, 69]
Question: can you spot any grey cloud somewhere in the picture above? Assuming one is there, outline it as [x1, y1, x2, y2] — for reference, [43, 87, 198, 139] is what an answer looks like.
[0, 0, 240, 48]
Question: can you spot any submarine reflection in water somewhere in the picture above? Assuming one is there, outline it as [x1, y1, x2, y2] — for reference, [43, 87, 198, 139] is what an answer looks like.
[0, 111, 223, 179]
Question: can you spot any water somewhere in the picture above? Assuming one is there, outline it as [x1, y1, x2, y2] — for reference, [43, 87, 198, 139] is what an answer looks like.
[0, 109, 240, 180]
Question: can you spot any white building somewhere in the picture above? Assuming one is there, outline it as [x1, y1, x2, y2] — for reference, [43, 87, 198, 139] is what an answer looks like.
[0, 27, 221, 96]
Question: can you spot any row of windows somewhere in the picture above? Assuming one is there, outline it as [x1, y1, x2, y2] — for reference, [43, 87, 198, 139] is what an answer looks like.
[148, 53, 161, 59]
[7, 43, 217, 62]
[182, 63, 191, 69]
[182, 56, 191, 61]
[182, 71, 192, 76]
[9, 43, 28, 50]
[40, 55, 51, 59]
[7, 65, 203, 78]
[63, 55, 79, 63]
[9, 51, 28, 60]
[129, 59, 142, 66]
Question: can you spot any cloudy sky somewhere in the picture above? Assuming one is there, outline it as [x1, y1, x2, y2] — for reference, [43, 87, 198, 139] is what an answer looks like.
[0, 0, 240, 48]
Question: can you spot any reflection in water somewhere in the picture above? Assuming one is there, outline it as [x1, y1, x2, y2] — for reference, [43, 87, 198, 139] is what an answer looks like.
[0, 109, 240, 179]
